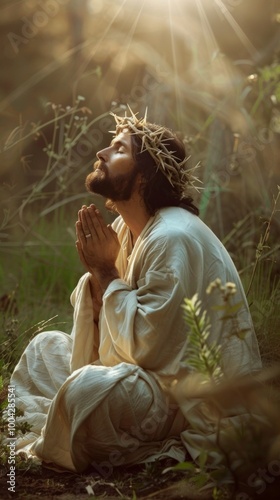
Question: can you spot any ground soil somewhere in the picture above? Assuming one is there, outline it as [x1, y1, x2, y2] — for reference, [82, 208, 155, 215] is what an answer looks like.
[0, 460, 210, 500]
[2, 458, 280, 499]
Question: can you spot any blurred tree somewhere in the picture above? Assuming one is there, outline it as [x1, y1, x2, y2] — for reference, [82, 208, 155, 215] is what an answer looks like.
[0, 0, 279, 237]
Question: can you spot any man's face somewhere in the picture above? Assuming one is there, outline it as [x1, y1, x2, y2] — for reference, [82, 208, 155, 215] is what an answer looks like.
[85, 130, 139, 201]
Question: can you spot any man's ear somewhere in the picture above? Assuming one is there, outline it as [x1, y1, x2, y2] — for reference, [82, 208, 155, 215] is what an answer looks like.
[136, 172, 145, 185]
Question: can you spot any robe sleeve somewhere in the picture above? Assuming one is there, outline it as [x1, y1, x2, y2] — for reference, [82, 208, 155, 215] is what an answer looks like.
[69, 273, 100, 372]
[100, 234, 188, 375]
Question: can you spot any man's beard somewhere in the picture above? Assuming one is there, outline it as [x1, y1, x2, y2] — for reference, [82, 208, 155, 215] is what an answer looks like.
[85, 163, 139, 202]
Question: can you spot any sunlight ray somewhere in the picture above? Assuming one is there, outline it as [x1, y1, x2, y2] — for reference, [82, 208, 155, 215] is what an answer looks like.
[0, 39, 94, 113]
[0, 0, 26, 15]
[189, 0, 235, 97]
[0, 0, 132, 112]
[167, 0, 183, 127]
[214, 0, 259, 58]
[195, 0, 221, 59]
[73, 0, 147, 109]
[108, 1, 146, 99]
[75, 0, 132, 77]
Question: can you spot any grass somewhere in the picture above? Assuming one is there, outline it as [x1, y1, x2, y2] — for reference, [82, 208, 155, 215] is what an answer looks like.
[245, 259, 280, 367]
[1, 2, 280, 495]
[0, 191, 279, 499]
[0, 90, 280, 497]
[0, 209, 82, 381]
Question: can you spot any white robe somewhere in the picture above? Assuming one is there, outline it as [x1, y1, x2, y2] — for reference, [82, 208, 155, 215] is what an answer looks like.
[11, 207, 262, 472]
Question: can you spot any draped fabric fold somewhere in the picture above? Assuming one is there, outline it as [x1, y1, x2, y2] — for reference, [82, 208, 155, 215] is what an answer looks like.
[11, 208, 262, 471]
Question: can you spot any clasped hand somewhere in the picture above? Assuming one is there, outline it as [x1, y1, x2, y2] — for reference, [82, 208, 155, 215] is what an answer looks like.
[75, 204, 120, 291]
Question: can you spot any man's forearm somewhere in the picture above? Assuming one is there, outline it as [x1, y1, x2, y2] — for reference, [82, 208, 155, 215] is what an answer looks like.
[91, 266, 120, 294]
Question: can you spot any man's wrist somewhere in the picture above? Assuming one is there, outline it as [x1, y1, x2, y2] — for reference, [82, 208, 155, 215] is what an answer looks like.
[91, 267, 120, 294]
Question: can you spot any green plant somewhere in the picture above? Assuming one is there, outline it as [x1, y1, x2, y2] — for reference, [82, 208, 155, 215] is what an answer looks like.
[0, 99, 108, 376]
[0, 95, 120, 254]
[171, 276, 280, 498]
[246, 185, 280, 297]
[182, 293, 223, 383]
[0, 62, 279, 498]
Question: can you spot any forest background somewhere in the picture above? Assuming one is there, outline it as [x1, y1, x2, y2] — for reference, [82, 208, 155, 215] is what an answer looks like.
[0, 0, 280, 498]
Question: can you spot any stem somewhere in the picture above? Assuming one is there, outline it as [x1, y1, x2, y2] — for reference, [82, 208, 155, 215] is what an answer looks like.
[215, 413, 239, 497]
[3, 110, 110, 152]
[46, 108, 59, 175]
[246, 186, 280, 297]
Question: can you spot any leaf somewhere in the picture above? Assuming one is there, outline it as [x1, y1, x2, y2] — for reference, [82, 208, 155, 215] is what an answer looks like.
[183, 292, 223, 379]
[239, 85, 253, 104]
[219, 301, 244, 318]
[211, 49, 221, 61]
[166, 461, 196, 473]
[95, 66, 102, 78]
[235, 328, 251, 340]
[0, 399, 8, 411]
[240, 107, 256, 132]
[261, 67, 273, 82]
[199, 449, 208, 469]
[211, 304, 228, 312]
[190, 472, 210, 488]
[85, 484, 94, 495]
[210, 467, 231, 482]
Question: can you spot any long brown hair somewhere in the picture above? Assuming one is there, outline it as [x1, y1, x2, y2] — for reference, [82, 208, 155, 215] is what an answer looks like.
[129, 123, 199, 216]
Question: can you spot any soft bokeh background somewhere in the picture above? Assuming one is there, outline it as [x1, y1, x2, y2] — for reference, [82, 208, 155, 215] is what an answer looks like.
[1, 0, 280, 223]
[0, 0, 280, 369]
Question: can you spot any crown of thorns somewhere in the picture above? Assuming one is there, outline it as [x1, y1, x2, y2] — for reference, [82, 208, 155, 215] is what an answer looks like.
[110, 108, 201, 196]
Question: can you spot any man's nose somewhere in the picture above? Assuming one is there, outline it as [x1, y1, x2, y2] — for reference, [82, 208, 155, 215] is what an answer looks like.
[96, 147, 109, 162]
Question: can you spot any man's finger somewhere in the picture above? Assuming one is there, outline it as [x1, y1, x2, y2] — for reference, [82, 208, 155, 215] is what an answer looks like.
[76, 240, 89, 269]
[76, 220, 87, 244]
[79, 209, 97, 239]
[107, 224, 119, 242]
[94, 208, 107, 230]
[86, 206, 106, 238]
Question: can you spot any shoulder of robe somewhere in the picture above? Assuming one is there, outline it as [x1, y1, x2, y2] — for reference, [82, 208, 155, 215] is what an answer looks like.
[150, 208, 198, 243]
